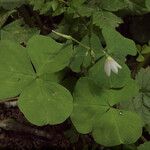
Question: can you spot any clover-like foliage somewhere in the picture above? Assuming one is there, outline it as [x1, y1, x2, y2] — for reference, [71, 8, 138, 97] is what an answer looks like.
[0, 0, 149, 148]
[71, 77, 142, 146]
[0, 35, 73, 125]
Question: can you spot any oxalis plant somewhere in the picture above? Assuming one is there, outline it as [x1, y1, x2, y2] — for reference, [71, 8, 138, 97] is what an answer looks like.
[0, 0, 150, 149]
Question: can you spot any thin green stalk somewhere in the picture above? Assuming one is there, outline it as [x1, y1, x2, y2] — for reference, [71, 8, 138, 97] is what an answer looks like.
[52, 30, 91, 50]
[51, 30, 107, 56]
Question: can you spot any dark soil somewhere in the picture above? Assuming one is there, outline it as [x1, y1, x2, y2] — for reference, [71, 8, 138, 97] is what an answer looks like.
[0, 101, 72, 150]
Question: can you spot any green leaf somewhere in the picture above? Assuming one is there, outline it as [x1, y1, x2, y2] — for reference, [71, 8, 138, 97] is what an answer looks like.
[89, 57, 138, 89]
[102, 27, 137, 59]
[73, 5, 94, 18]
[28, 0, 65, 15]
[70, 33, 104, 72]
[122, 0, 149, 14]
[70, 0, 86, 7]
[0, 38, 73, 125]
[135, 67, 150, 110]
[145, 0, 150, 10]
[71, 77, 142, 146]
[138, 142, 150, 150]
[0, 40, 35, 100]
[39, 71, 65, 83]
[141, 45, 150, 54]
[18, 79, 73, 125]
[93, 109, 142, 146]
[27, 35, 73, 75]
[67, 1, 94, 18]
[93, 11, 123, 29]
[51, 0, 59, 11]
[136, 54, 145, 62]
[121, 67, 150, 135]
[98, 0, 150, 13]
[0, 0, 26, 10]
[1, 19, 39, 44]
[122, 68, 150, 127]
[99, 0, 127, 11]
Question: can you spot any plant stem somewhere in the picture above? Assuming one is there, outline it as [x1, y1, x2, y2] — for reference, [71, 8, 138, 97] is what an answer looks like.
[51, 30, 107, 56]
[72, 37, 91, 50]
[52, 30, 90, 49]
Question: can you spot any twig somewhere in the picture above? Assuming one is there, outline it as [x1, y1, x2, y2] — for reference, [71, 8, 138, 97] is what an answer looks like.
[0, 97, 18, 103]
[0, 119, 63, 140]
[4, 101, 18, 108]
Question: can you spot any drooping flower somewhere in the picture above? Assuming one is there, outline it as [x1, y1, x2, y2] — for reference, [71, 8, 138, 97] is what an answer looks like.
[104, 56, 122, 77]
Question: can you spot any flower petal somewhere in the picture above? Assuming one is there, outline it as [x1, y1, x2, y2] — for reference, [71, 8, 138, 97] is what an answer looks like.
[115, 62, 122, 69]
[104, 56, 122, 76]
[110, 62, 119, 74]
[104, 60, 111, 76]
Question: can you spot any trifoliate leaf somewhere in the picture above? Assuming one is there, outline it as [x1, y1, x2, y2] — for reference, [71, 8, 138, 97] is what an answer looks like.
[0, 37, 73, 125]
[1, 19, 39, 44]
[71, 77, 142, 146]
[18, 79, 73, 125]
[70, 33, 104, 72]
[102, 27, 137, 59]
[138, 142, 150, 150]
[93, 109, 142, 146]
[27, 35, 73, 75]
[93, 11, 123, 29]
[0, 40, 35, 100]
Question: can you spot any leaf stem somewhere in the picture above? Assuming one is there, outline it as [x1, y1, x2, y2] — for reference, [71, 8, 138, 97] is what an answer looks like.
[51, 30, 107, 56]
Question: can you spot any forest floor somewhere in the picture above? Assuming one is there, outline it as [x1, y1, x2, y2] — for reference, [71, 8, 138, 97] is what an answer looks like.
[0, 100, 73, 150]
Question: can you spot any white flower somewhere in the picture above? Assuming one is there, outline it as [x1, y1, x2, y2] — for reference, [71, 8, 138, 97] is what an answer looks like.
[104, 56, 122, 77]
